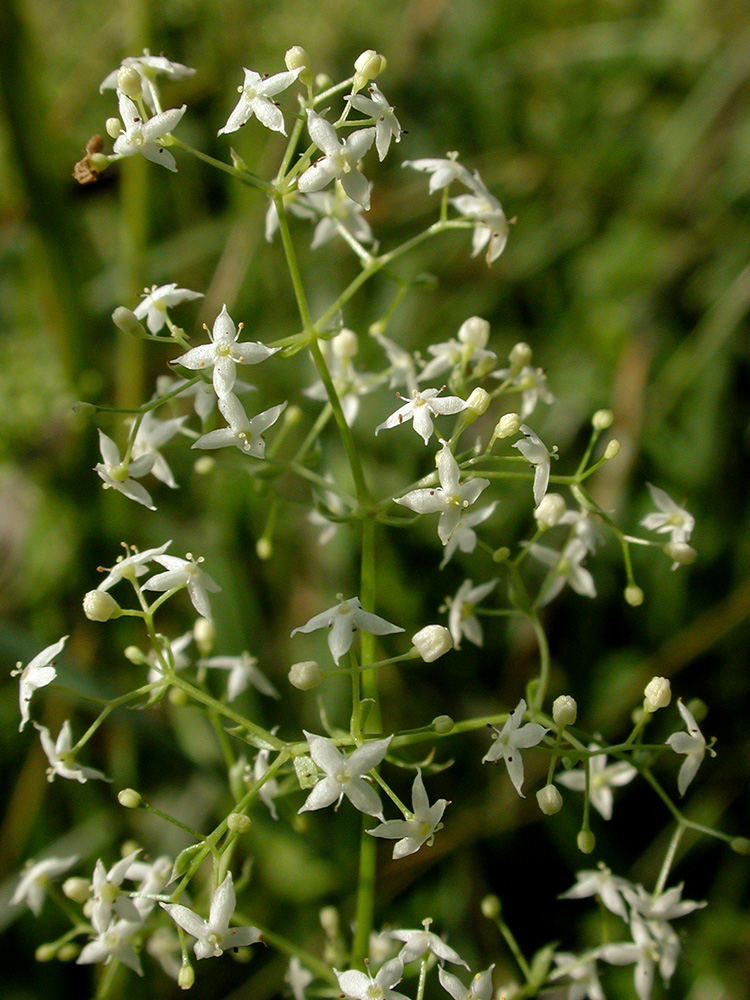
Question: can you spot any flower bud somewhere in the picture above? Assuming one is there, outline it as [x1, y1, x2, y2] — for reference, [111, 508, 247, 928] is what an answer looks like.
[332, 328, 358, 360]
[494, 412, 521, 439]
[731, 836, 750, 855]
[432, 714, 454, 735]
[509, 342, 532, 368]
[227, 812, 252, 833]
[603, 439, 621, 460]
[664, 541, 697, 566]
[320, 905, 340, 936]
[117, 66, 142, 98]
[686, 698, 708, 723]
[492, 546, 510, 563]
[169, 686, 189, 706]
[256, 537, 273, 561]
[105, 117, 123, 139]
[289, 660, 322, 690]
[124, 645, 146, 664]
[353, 50, 386, 91]
[112, 306, 147, 338]
[193, 456, 215, 475]
[118, 788, 142, 809]
[592, 409, 614, 430]
[412, 625, 453, 662]
[284, 404, 303, 427]
[35, 944, 58, 962]
[465, 387, 490, 418]
[625, 585, 644, 607]
[57, 943, 80, 962]
[178, 964, 195, 990]
[480, 894, 501, 919]
[63, 877, 90, 903]
[552, 695, 577, 727]
[536, 785, 563, 815]
[83, 590, 121, 622]
[535, 493, 566, 529]
[457, 316, 490, 350]
[644, 676, 671, 713]
[193, 617, 215, 657]
[285, 46, 312, 86]
[577, 829, 596, 854]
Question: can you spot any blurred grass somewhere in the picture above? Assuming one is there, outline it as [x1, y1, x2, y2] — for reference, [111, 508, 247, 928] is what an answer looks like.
[1, 0, 749, 997]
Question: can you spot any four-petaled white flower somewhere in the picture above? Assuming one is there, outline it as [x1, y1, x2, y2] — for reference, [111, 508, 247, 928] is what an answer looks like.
[193, 393, 287, 457]
[598, 918, 660, 1000]
[666, 699, 710, 796]
[97, 541, 172, 593]
[451, 175, 510, 264]
[255, 746, 281, 820]
[219, 66, 302, 136]
[10, 855, 78, 916]
[641, 484, 694, 544]
[113, 93, 186, 172]
[559, 864, 633, 922]
[201, 651, 279, 700]
[376, 388, 468, 445]
[549, 953, 605, 1000]
[438, 965, 495, 1000]
[91, 850, 143, 930]
[291, 595, 403, 665]
[173, 305, 280, 400]
[298, 111, 375, 209]
[482, 699, 547, 797]
[394, 444, 490, 546]
[448, 578, 498, 649]
[440, 502, 497, 569]
[530, 538, 597, 606]
[389, 925, 468, 967]
[130, 411, 187, 488]
[513, 424, 555, 507]
[77, 918, 144, 976]
[34, 720, 109, 783]
[348, 84, 402, 160]
[305, 186, 376, 250]
[622, 882, 706, 923]
[286, 957, 314, 1000]
[492, 365, 554, 418]
[14, 635, 66, 731]
[100, 53, 195, 112]
[161, 872, 263, 959]
[418, 337, 496, 384]
[336, 958, 408, 1000]
[556, 743, 637, 819]
[142, 552, 221, 620]
[133, 283, 203, 333]
[95, 430, 156, 509]
[369, 769, 448, 859]
[299, 732, 392, 819]
[402, 153, 475, 194]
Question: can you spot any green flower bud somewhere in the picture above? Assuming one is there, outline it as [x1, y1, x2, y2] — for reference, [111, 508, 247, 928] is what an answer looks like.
[536, 785, 563, 815]
[227, 812, 252, 833]
[117, 788, 142, 809]
[412, 625, 453, 662]
[432, 714, 454, 734]
[625, 585, 644, 607]
[83, 590, 121, 622]
[289, 660, 322, 690]
[117, 66, 142, 98]
[457, 316, 490, 350]
[480, 894, 501, 919]
[577, 829, 596, 854]
[552, 695, 577, 727]
[592, 409, 614, 430]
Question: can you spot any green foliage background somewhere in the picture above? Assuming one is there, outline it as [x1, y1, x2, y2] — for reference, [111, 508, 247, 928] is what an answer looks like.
[0, 0, 748, 997]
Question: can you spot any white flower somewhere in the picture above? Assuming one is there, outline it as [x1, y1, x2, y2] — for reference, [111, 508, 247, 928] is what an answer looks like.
[451, 175, 510, 264]
[298, 111, 375, 209]
[298, 732, 392, 819]
[91, 850, 143, 931]
[622, 882, 706, 923]
[173, 305, 280, 400]
[161, 872, 263, 959]
[286, 958, 314, 1000]
[97, 542, 172, 592]
[549, 953, 605, 1000]
[10, 855, 78, 916]
[376, 388, 468, 445]
[219, 66, 302, 136]
[369, 769, 448, 859]
[640, 484, 694, 544]
[394, 443, 490, 546]
[306, 186, 376, 250]
[130, 411, 187, 488]
[147, 631, 193, 687]
[142, 553, 221, 620]
[77, 918, 144, 976]
[100, 53, 195, 112]
[440, 502, 497, 570]
[482, 699, 547, 797]
[559, 864, 633, 922]
[291, 596, 403, 665]
[133, 283, 203, 333]
[666, 699, 710, 796]
[335, 958, 408, 1000]
[112, 93, 186, 172]
[530, 539, 596, 606]
[255, 747, 281, 820]
[95, 430, 155, 509]
[438, 965, 495, 1000]
[389, 925, 468, 967]
[13, 635, 66, 731]
[201, 651, 279, 700]
[559, 509, 602, 553]
[402, 153, 475, 194]
[305, 335, 374, 425]
[34, 720, 109, 783]
[193, 393, 287, 457]
[128, 855, 173, 920]
[513, 424, 555, 507]
[348, 84, 402, 160]
[448, 578, 498, 649]
[418, 337, 496, 384]
[491, 365, 554, 418]
[556, 744, 636, 820]
[373, 331, 419, 395]
[598, 918, 659, 1000]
